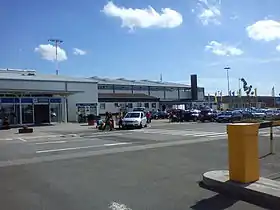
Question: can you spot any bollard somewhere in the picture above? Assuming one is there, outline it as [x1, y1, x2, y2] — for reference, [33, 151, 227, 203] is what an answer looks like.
[270, 126, 275, 154]
[227, 123, 260, 183]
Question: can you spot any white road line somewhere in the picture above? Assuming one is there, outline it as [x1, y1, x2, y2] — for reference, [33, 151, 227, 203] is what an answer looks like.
[17, 138, 27, 142]
[82, 132, 127, 138]
[0, 138, 13, 141]
[193, 133, 226, 137]
[35, 141, 67, 145]
[131, 129, 226, 137]
[23, 133, 127, 144]
[36, 142, 131, 154]
[105, 143, 130, 146]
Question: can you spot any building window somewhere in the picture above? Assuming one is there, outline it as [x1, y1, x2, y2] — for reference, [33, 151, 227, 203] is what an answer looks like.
[98, 85, 113, 90]
[100, 103, 106, 110]
[152, 103, 157, 108]
[133, 86, 149, 91]
[128, 103, 133, 108]
[114, 85, 131, 90]
[144, 103, 149, 108]
[137, 102, 142, 107]
[114, 103, 119, 107]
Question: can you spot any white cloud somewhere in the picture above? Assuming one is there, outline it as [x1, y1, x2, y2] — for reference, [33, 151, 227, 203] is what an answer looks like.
[205, 41, 243, 56]
[73, 48, 87, 55]
[34, 44, 67, 62]
[246, 20, 280, 41]
[276, 44, 280, 52]
[196, 0, 221, 25]
[102, 1, 183, 30]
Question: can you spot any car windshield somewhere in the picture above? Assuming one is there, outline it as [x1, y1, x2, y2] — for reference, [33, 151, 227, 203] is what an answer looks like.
[224, 111, 232, 115]
[125, 113, 140, 118]
[133, 108, 145, 111]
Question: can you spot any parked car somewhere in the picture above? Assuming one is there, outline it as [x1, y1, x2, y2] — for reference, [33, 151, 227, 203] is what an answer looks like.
[152, 111, 168, 119]
[251, 110, 266, 119]
[216, 111, 243, 123]
[239, 109, 254, 119]
[168, 109, 185, 122]
[198, 109, 217, 122]
[122, 111, 147, 129]
[183, 109, 200, 121]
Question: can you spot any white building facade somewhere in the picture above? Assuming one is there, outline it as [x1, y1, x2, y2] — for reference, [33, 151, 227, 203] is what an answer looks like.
[0, 69, 98, 125]
[92, 77, 205, 115]
[0, 69, 205, 125]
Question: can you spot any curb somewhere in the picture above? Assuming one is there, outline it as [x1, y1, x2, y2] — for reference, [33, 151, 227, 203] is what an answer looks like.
[202, 170, 280, 209]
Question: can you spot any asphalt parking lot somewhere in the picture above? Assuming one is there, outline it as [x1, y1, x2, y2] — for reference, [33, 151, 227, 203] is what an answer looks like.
[0, 121, 280, 209]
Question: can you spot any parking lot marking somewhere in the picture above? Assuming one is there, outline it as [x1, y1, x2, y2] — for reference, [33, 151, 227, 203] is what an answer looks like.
[36, 142, 132, 154]
[18, 138, 27, 142]
[131, 129, 227, 137]
[81, 132, 128, 138]
[35, 141, 67, 145]
[0, 138, 14, 141]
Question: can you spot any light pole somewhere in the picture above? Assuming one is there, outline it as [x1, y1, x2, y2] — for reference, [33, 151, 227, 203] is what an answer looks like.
[224, 66, 231, 96]
[224, 66, 231, 108]
[238, 78, 242, 108]
[48, 39, 63, 75]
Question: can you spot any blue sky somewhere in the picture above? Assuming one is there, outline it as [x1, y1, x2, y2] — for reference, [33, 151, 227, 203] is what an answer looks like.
[1, 0, 280, 95]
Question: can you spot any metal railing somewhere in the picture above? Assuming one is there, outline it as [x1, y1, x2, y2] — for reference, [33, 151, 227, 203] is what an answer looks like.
[259, 121, 280, 154]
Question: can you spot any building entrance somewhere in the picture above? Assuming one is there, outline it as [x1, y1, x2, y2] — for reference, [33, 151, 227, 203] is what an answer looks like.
[0, 97, 62, 126]
[34, 104, 50, 124]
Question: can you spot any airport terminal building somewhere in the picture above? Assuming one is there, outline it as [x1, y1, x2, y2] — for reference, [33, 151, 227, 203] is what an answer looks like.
[0, 68, 204, 126]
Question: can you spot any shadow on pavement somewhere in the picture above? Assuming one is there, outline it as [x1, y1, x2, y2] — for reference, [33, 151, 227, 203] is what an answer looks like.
[197, 181, 278, 210]
[191, 182, 237, 210]
[259, 152, 273, 159]
[190, 194, 237, 210]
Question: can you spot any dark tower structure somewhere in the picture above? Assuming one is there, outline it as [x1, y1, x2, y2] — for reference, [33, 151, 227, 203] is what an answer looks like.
[191, 74, 198, 101]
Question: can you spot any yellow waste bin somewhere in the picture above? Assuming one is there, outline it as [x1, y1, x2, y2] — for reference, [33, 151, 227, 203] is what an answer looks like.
[227, 123, 260, 183]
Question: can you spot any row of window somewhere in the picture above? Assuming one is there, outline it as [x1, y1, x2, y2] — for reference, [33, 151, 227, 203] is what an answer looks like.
[99, 102, 157, 110]
[98, 85, 191, 92]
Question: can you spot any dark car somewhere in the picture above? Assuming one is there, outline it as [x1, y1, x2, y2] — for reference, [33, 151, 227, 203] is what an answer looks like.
[216, 111, 243, 123]
[152, 111, 168, 119]
[198, 109, 217, 122]
[183, 109, 200, 122]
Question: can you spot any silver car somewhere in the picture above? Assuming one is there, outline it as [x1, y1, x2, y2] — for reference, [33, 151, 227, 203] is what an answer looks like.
[122, 111, 147, 129]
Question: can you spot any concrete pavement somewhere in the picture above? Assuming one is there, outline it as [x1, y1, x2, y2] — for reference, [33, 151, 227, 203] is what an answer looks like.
[0, 137, 269, 210]
[0, 122, 280, 209]
[0, 122, 278, 164]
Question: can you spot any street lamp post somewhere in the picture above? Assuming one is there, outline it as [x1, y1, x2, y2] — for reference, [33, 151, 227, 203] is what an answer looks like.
[224, 67, 231, 96]
[224, 66, 231, 108]
[238, 78, 242, 108]
[48, 39, 63, 75]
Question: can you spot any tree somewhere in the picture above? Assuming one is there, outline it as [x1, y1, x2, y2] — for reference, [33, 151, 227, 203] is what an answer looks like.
[240, 78, 254, 107]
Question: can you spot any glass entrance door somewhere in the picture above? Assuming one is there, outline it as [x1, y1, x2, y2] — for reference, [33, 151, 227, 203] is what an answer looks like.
[22, 104, 34, 124]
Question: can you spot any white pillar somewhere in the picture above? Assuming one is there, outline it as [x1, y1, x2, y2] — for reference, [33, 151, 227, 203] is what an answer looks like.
[19, 97, 23, 125]
[64, 96, 68, 123]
